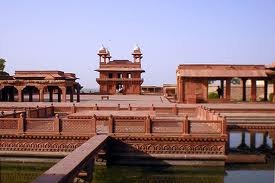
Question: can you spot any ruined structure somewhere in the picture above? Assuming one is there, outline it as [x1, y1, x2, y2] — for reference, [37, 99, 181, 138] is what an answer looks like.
[141, 85, 163, 95]
[95, 46, 145, 95]
[176, 64, 275, 103]
[0, 71, 81, 102]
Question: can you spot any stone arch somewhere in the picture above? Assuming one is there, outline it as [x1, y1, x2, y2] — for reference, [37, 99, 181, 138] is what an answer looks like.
[22, 85, 40, 102]
[46, 85, 62, 102]
[0, 85, 18, 102]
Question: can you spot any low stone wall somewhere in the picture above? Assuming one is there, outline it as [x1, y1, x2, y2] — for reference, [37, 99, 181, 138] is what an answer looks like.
[0, 108, 227, 166]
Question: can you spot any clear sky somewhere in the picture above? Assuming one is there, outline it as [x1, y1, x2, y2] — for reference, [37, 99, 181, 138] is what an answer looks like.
[0, 0, 275, 88]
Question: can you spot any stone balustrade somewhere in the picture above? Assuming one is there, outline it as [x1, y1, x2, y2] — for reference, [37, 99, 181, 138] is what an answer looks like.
[0, 113, 226, 137]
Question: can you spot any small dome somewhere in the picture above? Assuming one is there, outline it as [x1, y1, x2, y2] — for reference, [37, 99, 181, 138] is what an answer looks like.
[133, 44, 140, 51]
[98, 45, 107, 53]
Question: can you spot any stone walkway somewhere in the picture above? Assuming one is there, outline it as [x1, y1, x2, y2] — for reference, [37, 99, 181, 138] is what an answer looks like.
[0, 94, 274, 109]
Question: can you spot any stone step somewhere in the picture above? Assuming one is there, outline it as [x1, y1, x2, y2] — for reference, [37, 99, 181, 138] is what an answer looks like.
[227, 120, 275, 124]
[225, 116, 275, 120]
[221, 113, 275, 117]
[227, 118, 275, 121]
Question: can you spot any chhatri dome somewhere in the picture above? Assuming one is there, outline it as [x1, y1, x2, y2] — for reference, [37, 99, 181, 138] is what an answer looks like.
[133, 44, 141, 51]
[132, 44, 142, 55]
[98, 45, 108, 54]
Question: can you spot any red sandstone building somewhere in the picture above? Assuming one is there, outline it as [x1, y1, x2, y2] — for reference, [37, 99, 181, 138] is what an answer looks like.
[0, 71, 81, 102]
[176, 64, 275, 103]
[95, 46, 145, 95]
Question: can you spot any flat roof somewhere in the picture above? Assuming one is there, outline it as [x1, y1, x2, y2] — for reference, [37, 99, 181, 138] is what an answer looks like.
[14, 70, 77, 80]
[177, 64, 269, 78]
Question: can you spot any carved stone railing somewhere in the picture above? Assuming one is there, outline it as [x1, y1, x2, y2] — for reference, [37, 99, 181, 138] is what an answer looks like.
[0, 110, 22, 118]
[32, 135, 109, 183]
[189, 120, 223, 135]
[25, 118, 55, 133]
[61, 118, 95, 136]
[25, 106, 54, 118]
[0, 113, 226, 136]
[0, 112, 227, 166]
[0, 118, 18, 134]
[0, 106, 53, 119]
[196, 106, 227, 135]
[0, 104, 198, 118]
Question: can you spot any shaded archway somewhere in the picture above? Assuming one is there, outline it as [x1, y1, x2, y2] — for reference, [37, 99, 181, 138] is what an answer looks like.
[22, 86, 39, 102]
[46, 86, 62, 102]
[0, 86, 18, 102]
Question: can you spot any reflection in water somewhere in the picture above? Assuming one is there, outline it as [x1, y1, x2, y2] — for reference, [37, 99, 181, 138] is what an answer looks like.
[225, 161, 275, 183]
[229, 132, 272, 150]
[0, 159, 274, 183]
[92, 161, 275, 183]
[93, 166, 225, 183]
[0, 162, 54, 183]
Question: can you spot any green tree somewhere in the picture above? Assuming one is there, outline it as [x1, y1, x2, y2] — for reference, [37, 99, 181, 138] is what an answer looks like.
[0, 58, 6, 72]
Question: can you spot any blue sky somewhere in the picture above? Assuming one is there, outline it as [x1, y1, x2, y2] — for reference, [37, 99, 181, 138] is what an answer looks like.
[0, 0, 275, 88]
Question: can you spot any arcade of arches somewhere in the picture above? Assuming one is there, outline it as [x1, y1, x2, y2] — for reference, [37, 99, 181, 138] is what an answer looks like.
[0, 71, 81, 102]
[176, 64, 275, 103]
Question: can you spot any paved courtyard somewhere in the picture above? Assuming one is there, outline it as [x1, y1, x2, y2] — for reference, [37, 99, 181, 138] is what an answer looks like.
[0, 94, 274, 109]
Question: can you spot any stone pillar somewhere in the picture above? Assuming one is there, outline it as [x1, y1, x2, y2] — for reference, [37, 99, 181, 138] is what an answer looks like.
[17, 88, 23, 102]
[77, 85, 80, 103]
[226, 79, 231, 102]
[264, 80, 268, 101]
[70, 87, 74, 102]
[57, 88, 61, 102]
[39, 88, 44, 102]
[145, 115, 151, 135]
[182, 115, 189, 135]
[53, 114, 60, 134]
[251, 79, 257, 102]
[263, 132, 268, 146]
[241, 132, 246, 145]
[237, 131, 249, 150]
[242, 78, 247, 101]
[91, 115, 96, 134]
[108, 115, 114, 134]
[273, 79, 275, 103]
[18, 113, 25, 134]
[61, 87, 66, 102]
[49, 88, 53, 102]
[220, 79, 224, 98]
[177, 77, 184, 103]
[250, 132, 256, 151]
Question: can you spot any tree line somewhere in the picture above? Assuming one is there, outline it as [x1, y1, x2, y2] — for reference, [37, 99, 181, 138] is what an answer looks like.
[0, 58, 6, 72]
